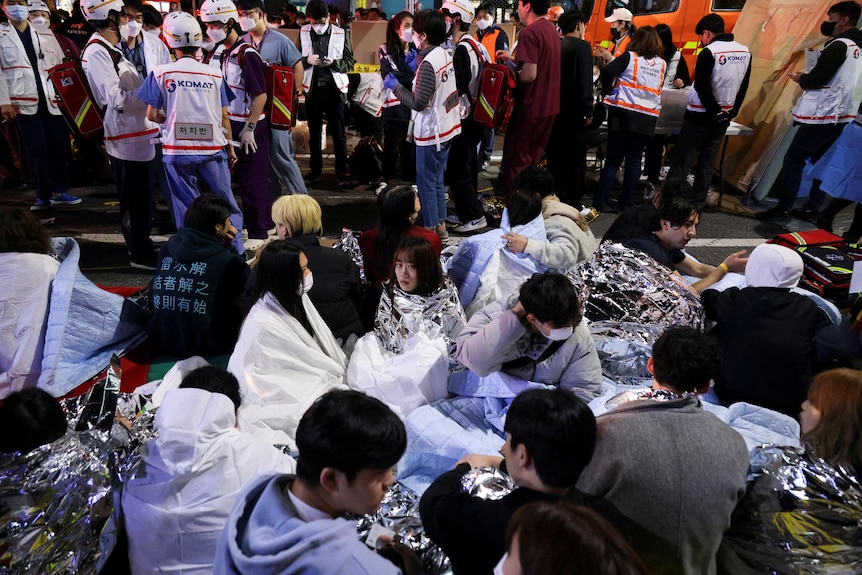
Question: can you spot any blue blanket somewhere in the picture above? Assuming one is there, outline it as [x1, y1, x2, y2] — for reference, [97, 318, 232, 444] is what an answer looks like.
[39, 238, 147, 397]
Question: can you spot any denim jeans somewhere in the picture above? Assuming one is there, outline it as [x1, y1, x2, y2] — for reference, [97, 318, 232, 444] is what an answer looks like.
[269, 127, 308, 196]
[416, 140, 451, 228]
[594, 129, 649, 210]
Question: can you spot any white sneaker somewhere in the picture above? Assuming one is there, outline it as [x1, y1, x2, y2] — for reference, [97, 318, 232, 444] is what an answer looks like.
[451, 217, 487, 234]
[244, 238, 268, 252]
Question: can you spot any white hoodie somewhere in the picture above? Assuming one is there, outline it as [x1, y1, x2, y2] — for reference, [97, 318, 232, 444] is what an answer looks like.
[122, 387, 296, 575]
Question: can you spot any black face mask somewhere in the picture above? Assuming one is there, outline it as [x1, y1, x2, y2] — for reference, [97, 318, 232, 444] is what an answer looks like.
[611, 27, 621, 40]
[820, 20, 837, 36]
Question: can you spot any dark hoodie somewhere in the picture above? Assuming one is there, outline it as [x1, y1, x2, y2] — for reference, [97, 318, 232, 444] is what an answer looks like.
[147, 227, 249, 357]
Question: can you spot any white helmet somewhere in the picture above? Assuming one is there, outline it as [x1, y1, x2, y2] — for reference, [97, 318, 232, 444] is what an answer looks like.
[80, 0, 123, 21]
[28, 0, 50, 13]
[200, 0, 238, 24]
[162, 11, 203, 48]
[441, 0, 473, 23]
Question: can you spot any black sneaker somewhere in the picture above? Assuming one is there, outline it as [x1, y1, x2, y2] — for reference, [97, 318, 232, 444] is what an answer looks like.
[790, 207, 818, 223]
[755, 207, 790, 221]
[304, 173, 321, 185]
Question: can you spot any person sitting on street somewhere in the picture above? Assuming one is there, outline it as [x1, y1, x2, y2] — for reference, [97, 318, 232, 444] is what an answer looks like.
[148, 195, 249, 358]
[122, 365, 296, 575]
[500, 167, 597, 271]
[577, 326, 749, 575]
[214, 389, 423, 574]
[499, 501, 648, 575]
[419, 387, 625, 575]
[456, 271, 602, 401]
[624, 197, 747, 293]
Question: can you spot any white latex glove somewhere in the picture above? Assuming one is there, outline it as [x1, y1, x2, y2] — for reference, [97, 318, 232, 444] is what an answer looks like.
[307, 54, 322, 66]
[119, 70, 141, 91]
[239, 125, 257, 154]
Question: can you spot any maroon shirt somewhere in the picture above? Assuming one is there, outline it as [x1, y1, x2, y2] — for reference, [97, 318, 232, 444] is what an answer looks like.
[514, 18, 560, 119]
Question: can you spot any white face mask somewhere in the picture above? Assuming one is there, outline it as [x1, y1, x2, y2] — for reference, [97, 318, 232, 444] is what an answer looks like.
[207, 26, 226, 43]
[492, 553, 507, 575]
[144, 26, 162, 37]
[29, 15, 49, 27]
[238, 15, 256, 32]
[412, 33, 423, 49]
[476, 16, 492, 30]
[125, 19, 142, 38]
[119, 22, 131, 40]
[398, 27, 413, 43]
[297, 272, 314, 295]
[534, 318, 574, 341]
[444, 18, 452, 33]
[4, 4, 30, 22]
[201, 39, 215, 52]
[311, 22, 328, 35]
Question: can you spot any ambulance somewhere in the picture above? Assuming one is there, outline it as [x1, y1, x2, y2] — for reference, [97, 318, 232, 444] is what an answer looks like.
[576, 0, 746, 69]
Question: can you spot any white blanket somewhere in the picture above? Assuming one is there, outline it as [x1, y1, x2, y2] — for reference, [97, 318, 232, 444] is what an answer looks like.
[347, 331, 449, 418]
[122, 387, 296, 575]
[229, 293, 348, 449]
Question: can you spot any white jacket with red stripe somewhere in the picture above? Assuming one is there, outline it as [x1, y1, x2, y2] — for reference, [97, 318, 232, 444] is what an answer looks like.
[151, 57, 228, 156]
[792, 38, 862, 125]
[82, 33, 158, 161]
[686, 39, 750, 113]
[604, 51, 666, 118]
[0, 22, 63, 116]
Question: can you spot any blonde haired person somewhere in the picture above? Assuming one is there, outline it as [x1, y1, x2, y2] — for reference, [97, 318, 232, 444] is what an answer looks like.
[269, 195, 363, 341]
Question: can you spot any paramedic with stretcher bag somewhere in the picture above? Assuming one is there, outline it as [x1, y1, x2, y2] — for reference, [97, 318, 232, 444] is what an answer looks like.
[0, 0, 81, 210]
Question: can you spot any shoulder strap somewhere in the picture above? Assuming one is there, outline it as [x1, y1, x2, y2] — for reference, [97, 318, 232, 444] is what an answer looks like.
[84, 37, 121, 75]
[501, 338, 567, 370]
[459, 35, 488, 65]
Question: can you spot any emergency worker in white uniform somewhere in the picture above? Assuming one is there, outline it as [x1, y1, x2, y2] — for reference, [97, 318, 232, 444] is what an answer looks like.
[666, 14, 751, 203]
[593, 26, 666, 213]
[299, 0, 354, 187]
[757, 0, 862, 222]
[119, 0, 174, 225]
[0, 0, 81, 210]
[441, 0, 489, 234]
[135, 11, 245, 254]
[240, 0, 308, 197]
[201, 0, 271, 252]
[384, 9, 461, 236]
[80, 0, 160, 269]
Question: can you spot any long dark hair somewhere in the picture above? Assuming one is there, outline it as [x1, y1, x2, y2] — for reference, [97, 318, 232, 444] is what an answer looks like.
[654, 23, 678, 63]
[249, 239, 312, 334]
[388, 236, 443, 296]
[374, 184, 418, 280]
[385, 11, 413, 56]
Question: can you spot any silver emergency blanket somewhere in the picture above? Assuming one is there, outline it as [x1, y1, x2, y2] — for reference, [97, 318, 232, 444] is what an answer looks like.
[461, 466, 515, 501]
[374, 279, 466, 358]
[589, 321, 663, 385]
[333, 227, 366, 284]
[354, 482, 451, 575]
[604, 388, 694, 411]
[723, 445, 862, 573]
[0, 361, 153, 575]
[480, 195, 506, 228]
[569, 243, 704, 329]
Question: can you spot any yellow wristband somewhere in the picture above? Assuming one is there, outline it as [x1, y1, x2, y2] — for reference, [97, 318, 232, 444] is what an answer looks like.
[719, 262, 729, 274]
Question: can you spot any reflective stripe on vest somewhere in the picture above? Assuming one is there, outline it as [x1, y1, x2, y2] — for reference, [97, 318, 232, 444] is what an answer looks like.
[604, 52, 665, 117]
